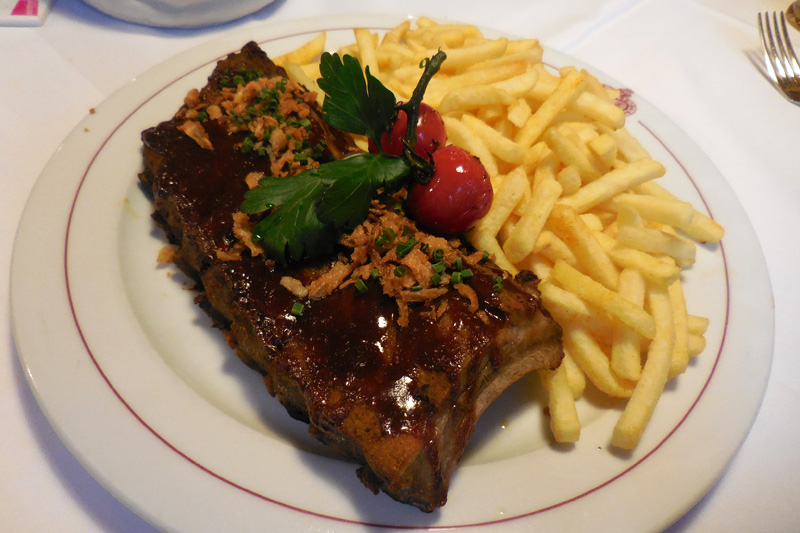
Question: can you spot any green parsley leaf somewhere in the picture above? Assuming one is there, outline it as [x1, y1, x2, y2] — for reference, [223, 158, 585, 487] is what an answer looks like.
[317, 153, 409, 228]
[241, 153, 409, 264]
[317, 53, 396, 147]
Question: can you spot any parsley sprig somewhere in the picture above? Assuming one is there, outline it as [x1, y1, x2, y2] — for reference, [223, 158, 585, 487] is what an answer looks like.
[241, 50, 446, 264]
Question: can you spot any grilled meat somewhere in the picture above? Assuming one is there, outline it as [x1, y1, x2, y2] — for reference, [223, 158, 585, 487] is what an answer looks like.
[139, 42, 563, 512]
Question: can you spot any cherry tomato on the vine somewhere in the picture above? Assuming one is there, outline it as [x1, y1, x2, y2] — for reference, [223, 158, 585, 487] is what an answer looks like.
[369, 102, 447, 160]
[406, 145, 493, 236]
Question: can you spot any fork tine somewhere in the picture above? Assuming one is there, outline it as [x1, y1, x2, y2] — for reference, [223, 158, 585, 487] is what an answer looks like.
[758, 13, 778, 81]
[772, 12, 796, 80]
[778, 12, 800, 77]
[760, 12, 785, 82]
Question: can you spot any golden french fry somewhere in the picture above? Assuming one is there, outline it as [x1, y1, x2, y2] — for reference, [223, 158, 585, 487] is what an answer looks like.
[552, 260, 655, 339]
[354, 28, 379, 75]
[461, 113, 526, 163]
[688, 333, 707, 358]
[688, 315, 710, 335]
[680, 210, 725, 243]
[381, 20, 410, 44]
[593, 229, 681, 286]
[616, 224, 696, 267]
[544, 126, 601, 182]
[548, 204, 619, 290]
[563, 327, 636, 398]
[539, 281, 614, 343]
[615, 193, 695, 228]
[561, 351, 586, 399]
[515, 70, 586, 149]
[558, 159, 666, 214]
[556, 164, 582, 196]
[588, 133, 618, 167]
[426, 61, 529, 108]
[534, 230, 579, 267]
[440, 38, 508, 72]
[611, 268, 646, 381]
[439, 86, 514, 114]
[668, 277, 690, 378]
[503, 179, 563, 263]
[507, 98, 533, 128]
[540, 363, 581, 442]
[274, 32, 326, 66]
[612, 283, 674, 449]
[491, 70, 540, 98]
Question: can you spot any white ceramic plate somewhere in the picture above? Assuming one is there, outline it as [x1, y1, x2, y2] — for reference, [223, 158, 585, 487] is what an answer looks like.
[11, 14, 773, 533]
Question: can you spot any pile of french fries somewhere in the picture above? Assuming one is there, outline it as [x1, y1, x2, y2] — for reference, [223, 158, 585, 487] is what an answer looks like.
[275, 17, 724, 450]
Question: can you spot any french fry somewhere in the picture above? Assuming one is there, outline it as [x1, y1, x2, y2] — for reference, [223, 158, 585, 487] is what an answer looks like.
[274, 32, 326, 66]
[540, 363, 581, 442]
[688, 314, 710, 335]
[354, 28, 379, 75]
[515, 70, 586, 149]
[614, 193, 694, 228]
[563, 327, 636, 398]
[611, 269, 646, 381]
[534, 230, 579, 267]
[544, 126, 601, 182]
[548, 205, 619, 290]
[668, 277, 690, 378]
[381, 20, 410, 44]
[551, 260, 655, 339]
[612, 284, 674, 449]
[439, 38, 508, 72]
[558, 159, 666, 214]
[503, 178, 562, 263]
[439, 86, 514, 114]
[616, 224, 696, 267]
[461, 113, 526, 163]
[561, 350, 586, 399]
[688, 333, 706, 358]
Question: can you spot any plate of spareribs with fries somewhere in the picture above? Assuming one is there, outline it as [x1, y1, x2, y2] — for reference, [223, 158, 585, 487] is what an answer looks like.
[11, 13, 773, 532]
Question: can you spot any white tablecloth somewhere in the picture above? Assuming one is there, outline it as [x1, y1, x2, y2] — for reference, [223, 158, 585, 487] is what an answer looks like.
[2, 0, 798, 530]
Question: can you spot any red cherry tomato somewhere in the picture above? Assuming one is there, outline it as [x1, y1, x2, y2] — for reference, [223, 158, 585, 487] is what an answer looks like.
[369, 102, 447, 160]
[406, 145, 493, 235]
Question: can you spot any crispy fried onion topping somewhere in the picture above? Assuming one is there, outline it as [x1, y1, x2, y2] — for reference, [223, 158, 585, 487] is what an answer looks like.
[307, 201, 488, 326]
[177, 75, 322, 178]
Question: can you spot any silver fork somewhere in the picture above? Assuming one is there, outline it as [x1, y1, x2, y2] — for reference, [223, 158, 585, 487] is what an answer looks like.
[758, 11, 800, 104]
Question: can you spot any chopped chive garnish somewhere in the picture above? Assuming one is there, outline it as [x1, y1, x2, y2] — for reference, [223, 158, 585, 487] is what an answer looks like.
[454, 257, 463, 271]
[410, 285, 423, 291]
[461, 268, 474, 279]
[396, 238, 418, 258]
[432, 261, 446, 274]
[451, 271, 463, 285]
[355, 279, 368, 293]
[402, 225, 413, 237]
[393, 204, 403, 214]
[394, 265, 407, 277]
[492, 276, 504, 292]
[431, 273, 442, 285]
[290, 302, 305, 316]
[481, 251, 490, 263]
[420, 242, 430, 252]
[370, 268, 381, 279]
[242, 135, 255, 154]
[196, 110, 209, 121]
[432, 248, 444, 262]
